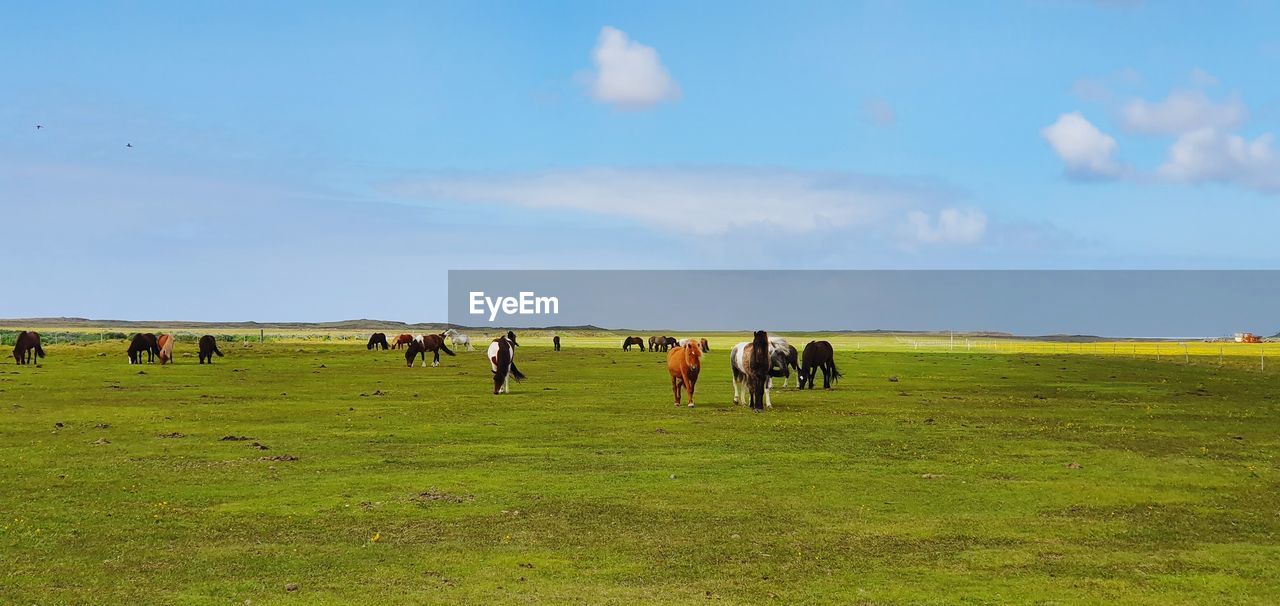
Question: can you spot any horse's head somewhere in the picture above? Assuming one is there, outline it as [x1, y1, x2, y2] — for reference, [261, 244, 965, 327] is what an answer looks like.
[506, 331, 518, 346]
[684, 343, 702, 371]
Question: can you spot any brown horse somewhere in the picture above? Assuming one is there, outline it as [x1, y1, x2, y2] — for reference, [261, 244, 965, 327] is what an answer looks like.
[157, 334, 175, 364]
[798, 340, 842, 390]
[198, 335, 223, 364]
[623, 336, 646, 351]
[367, 332, 390, 350]
[390, 333, 414, 349]
[487, 331, 524, 394]
[128, 333, 159, 364]
[553, 335, 561, 351]
[12, 331, 45, 365]
[700, 338, 710, 353]
[405, 334, 456, 367]
[666, 342, 703, 407]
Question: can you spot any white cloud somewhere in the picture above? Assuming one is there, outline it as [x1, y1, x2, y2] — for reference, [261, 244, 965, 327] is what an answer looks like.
[586, 26, 680, 109]
[1120, 90, 1246, 135]
[1188, 68, 1218, 87]
[1157, 128, 1280, 193]
[387, 167, 984, 246]
[863, 98, 896, 126]
[1041, 112, 1124, 179]
[903, 208, 987, 245]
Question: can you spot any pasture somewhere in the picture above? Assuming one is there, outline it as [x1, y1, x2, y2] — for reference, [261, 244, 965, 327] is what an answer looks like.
[2, 332, 1279, 604]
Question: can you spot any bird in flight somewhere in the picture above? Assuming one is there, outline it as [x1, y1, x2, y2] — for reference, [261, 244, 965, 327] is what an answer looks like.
[126, 143, 133, 148]
[35, 124, 43, 130]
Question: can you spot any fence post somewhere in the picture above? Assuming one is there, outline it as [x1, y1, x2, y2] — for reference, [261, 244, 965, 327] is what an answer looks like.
[1183, 343, 1189, 364]
[260, 329, 264, 344]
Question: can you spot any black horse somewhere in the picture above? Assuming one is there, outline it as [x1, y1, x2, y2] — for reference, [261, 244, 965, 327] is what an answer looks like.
[798, 340, 842, 389]
[367, 332, 390, 350]
[623, 336, 646, 351]
[198, 335, 224, 364]
[746, 331, 771, 411]
[12, 331, 45, 365]
[553, 335, 561, 351]
[127, 333, 159, 364]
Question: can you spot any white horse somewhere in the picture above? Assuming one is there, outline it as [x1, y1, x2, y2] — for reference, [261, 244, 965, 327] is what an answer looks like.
[442, 328, 473, 351]
[769, 336, 799, 387]
[730, 340, 776, 409]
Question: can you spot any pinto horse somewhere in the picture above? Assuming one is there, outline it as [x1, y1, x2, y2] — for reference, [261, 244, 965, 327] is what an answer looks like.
[622, 336, 646, 351]
[390, 334, 414, 349]
[730, 331, 773, 410]
[157, 334, 175, 364]
[405, 334, 456, 367]
[198, 335, 223, 364]
[367, 332, 390, 350]
[127, 333, 159, 364]
[12, 331, 45, 365]
[666, 342, 702, 407]
[798, 340, 842, 389]
[487, 331, 525, 394]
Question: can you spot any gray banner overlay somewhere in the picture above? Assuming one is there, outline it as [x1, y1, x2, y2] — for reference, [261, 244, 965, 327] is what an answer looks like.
[447, 270, 1280, 338]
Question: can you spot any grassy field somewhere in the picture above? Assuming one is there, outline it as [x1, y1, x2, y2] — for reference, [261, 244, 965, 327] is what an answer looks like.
[2, 333, 1279, 604]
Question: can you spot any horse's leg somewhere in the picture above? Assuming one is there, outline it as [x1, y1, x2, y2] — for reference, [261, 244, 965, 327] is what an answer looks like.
[687, 376, 696, 407]
[822, 363, 831, 389]
[671, 376, 680, 406]
[731, 375, 740, 405]
[432, 349, 440, 367]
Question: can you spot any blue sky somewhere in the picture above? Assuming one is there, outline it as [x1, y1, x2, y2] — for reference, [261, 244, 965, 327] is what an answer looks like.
[3, 1, 1279, 322]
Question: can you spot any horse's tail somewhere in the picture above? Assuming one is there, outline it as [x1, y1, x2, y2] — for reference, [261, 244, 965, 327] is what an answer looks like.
[829, 359, 842, 383]
[508, 362, 526, 381]
[35, 343, 46, 359]
[213, 345, 224, 357]
[440, 343, 456, 356]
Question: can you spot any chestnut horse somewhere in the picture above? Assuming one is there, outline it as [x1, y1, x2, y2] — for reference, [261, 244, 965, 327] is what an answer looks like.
[198, 335, 223, 364]
[666, 342, 702, 407]
[157, 334, 175, 364]
[405, 334, 456, 367]
[487, 331, 524, 394]
[700, 338, 710, 353]
[622, 336, 646, 351]
[12, 331, 45, 365]
[798, 340, 842, 389]
[367, 332, 390, 350]
[128, 333, 159, 364]
[390, 334, 414, 349]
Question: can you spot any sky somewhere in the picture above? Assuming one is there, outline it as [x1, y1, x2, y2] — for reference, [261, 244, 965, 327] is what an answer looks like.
[3, 0, 1280, 322]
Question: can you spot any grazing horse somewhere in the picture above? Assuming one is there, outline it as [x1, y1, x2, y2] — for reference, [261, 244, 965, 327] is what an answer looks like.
[442, 328, 474, 351]
[12, 331, 45, 365]
[127, 333, 159, 364]
[700, 338, 710, 353]
[648, 336, 659, 351]
[198, 335, 223, 364]
[367, 332, 390, 350]
[390, 333, 414, 349]
[553, 335, 561, 351]
[666, 342, 703, 407]
[405, 334, 456, 367]
[799, 340, 842, 390]
[487, 331, 525, 394]
[622, 336, 646, 351]
[768, 337, 800, 387]
[157, 334, 175, 364]
[730, 332, 774, 410]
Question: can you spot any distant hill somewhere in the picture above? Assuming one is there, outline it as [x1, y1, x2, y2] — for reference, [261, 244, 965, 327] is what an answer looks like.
[0, 317, 606, 332]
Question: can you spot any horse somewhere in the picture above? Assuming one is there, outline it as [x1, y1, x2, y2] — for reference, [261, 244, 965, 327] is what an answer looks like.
[487, 331, 525, 394]
[157, 334, 175, 364]
[730, 332, 774, 410]
[799, 340, 842, 390]
[700, 338, 710, 353]
[405, 334, 456, 367]
[648, 336, 659, 351]
[12, 331, 44, 365]
[127, 333, 159, 364]
[768, 337, 800, 387]
[198, 335, 223, 364]
[553, 335, 561, 351]
[442, 328, 473, 351]
[622, 336, 646, 351]
[367, 332, 389, 350]
[651, 336, 676, 352]
[390, 333, 414, 349]
[678, 337, 709, 353]
[666, 342, 703, 407]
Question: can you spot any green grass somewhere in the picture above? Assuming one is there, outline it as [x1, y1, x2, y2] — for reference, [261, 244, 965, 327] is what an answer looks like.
[2, 336, 1278, 604]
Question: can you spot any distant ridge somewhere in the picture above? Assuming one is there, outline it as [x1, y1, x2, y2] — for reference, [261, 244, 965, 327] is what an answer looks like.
[0, 317, 607, 332]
